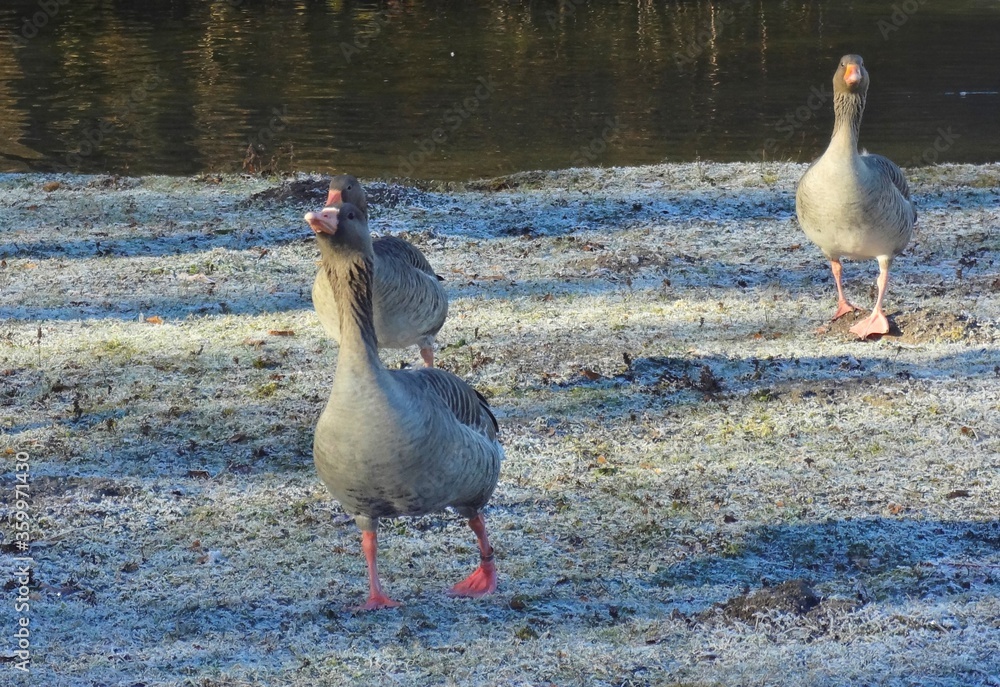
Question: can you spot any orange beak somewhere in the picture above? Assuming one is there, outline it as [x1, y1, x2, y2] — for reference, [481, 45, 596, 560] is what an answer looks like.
[304, 207, 339, 235]
[325, 188, 342, 207]
[844, 63, 862, 86]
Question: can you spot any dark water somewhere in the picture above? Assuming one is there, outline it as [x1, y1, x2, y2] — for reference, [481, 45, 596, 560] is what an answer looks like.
[1, 0, 999, 180]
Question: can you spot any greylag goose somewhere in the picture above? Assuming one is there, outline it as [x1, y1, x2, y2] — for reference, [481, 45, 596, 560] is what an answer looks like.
[312, 175, 448, 366]
[306, 203, 503, 611]
[796, 54, 916, 339]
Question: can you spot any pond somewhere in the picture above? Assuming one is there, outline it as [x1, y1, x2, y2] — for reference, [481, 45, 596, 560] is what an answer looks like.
[1, 0, 998, 179]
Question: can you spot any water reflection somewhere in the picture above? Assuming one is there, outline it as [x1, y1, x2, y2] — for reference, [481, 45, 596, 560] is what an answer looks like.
[1, 0, 998, 179]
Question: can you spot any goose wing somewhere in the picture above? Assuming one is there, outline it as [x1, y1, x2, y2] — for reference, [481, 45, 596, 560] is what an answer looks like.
[862, 153, 911, 200]
[399, 367, 499, 441]
[862, 153, 917, 225]
[371, 237, 449, 342]
[375, 236, 440, 279]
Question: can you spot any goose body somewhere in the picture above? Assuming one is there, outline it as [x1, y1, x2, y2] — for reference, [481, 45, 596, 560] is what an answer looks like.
[796, 55, 916, 339]
[307, 203, 502, 610]
[311, 175, 447, 366]
[315, 365, 501, 529]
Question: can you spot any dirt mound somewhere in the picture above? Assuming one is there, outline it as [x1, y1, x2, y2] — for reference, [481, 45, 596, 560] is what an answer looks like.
[893, 309, 986, 344]
[719, 579, 822, 621]
[824, 308, 985, 344]
[244, 178, 328, 207]
[364, 181, 432, 209]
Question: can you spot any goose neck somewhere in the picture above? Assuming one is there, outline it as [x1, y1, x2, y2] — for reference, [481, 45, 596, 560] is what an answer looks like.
[829, 91, 865, 157]
[325, 254, 381, 368]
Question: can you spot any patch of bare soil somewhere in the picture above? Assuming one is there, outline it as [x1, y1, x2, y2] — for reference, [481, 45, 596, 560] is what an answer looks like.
[893, 309, 988, 345]
[717, 579, 822, 621]
[243, 178, 328, 206]
[822, 307, 986, 344]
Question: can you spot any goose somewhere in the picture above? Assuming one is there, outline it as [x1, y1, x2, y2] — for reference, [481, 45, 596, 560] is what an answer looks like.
[796, 54, 916, 339]
[312, 174, 448, 366]
[306, 202, 503, 611]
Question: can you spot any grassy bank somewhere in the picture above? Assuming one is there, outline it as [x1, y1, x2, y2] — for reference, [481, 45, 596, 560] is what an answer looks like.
[1, 162, 999, 686]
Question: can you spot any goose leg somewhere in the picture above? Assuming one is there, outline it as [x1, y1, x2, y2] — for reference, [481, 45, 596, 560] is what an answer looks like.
[829, 259, 859, 320]
[446, 513, 497, 598]
[420, 345, 435, 368]
[357, 529, 401, 611]
[850, 256, 892, 339]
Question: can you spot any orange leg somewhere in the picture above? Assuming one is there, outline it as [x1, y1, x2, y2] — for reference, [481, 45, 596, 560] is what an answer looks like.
[850, 256, 892, 339]
[356, 530, 401, 611]
[446, 514, 497, 598]
[830, 259, 859, 320]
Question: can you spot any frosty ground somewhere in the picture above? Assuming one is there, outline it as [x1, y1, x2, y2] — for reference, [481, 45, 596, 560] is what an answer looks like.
[1, 162, 999, 686]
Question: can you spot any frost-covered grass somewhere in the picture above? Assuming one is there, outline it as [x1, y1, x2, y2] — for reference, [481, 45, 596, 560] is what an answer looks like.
[1, 163, 999, 686]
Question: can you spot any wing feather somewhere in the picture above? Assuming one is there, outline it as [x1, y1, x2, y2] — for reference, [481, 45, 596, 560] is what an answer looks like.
[862, 153, 917, 225]
[397, 368, 499, 441]
[374, 236, 438, 278]
[862, 153, 911, 200]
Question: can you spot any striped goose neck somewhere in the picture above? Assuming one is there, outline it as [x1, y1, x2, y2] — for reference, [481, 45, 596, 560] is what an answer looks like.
[326, 254, 379, 354]
[831, 90, 866, 152]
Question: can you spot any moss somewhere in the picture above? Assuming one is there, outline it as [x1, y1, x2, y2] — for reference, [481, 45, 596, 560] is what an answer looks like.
[99, 338, 137, 357]
[254, 381, 280, 398]
[968, 172, 1000, 188]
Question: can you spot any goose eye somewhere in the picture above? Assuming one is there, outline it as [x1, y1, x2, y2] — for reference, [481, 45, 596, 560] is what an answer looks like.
[348, 211, 355, 220]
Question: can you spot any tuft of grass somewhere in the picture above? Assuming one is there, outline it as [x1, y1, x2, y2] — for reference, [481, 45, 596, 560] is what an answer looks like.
[969, 172, 1000, 188]
[254, 381, 280, 398]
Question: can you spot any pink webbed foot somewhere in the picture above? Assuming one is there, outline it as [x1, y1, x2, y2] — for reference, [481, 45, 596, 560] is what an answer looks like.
[447, 513, 497, 598]
[849, 310, 890, 340]
[355, 529, 401, 611]
[446, 556, 497, 598]
[354, 593, 402, 612]
[832, 299, 860, 320]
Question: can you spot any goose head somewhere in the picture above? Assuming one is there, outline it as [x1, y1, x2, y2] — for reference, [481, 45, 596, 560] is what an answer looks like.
[834, 54, 869, 97]
[325, 174, 368, 215]
[305, 202, 372, 259]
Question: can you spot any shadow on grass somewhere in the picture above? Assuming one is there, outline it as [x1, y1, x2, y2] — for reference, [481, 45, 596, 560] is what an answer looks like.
[504, 346, 1000, 424]
[657, 516, 1000, 600]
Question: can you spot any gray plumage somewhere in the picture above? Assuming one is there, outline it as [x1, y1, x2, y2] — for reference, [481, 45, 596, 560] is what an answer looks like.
[311, 175, 447, 365]
[313, 361, 503, 532]
[795, 54, 916, 338]
[306, 202, 502, 608]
